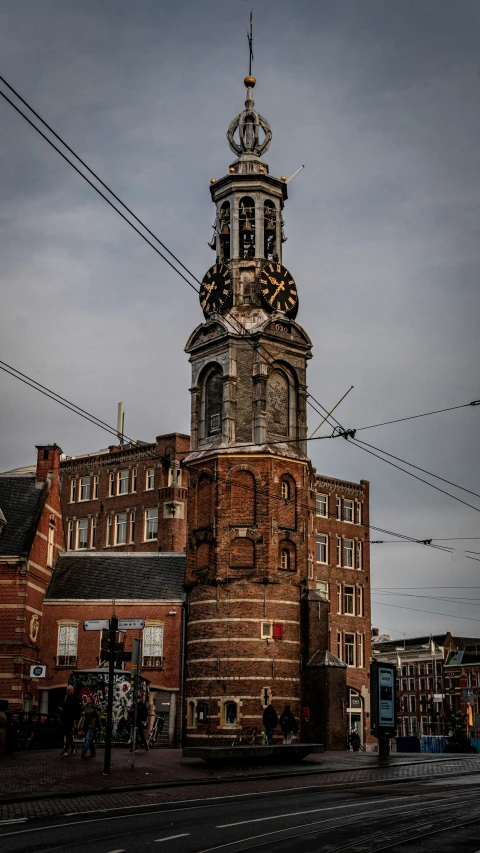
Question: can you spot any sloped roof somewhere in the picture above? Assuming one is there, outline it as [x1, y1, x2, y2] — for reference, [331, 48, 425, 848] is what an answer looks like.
[308, 650, 347, 669]
[45, 552, 186, 601]
[0, 475, 47, 557]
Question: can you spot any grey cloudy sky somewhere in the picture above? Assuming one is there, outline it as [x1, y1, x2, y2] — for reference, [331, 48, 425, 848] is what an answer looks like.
[1, 0, 479, 640]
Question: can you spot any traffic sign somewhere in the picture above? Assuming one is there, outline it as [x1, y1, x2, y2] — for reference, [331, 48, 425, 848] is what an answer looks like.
[118, 619, 145, 631]
[83, 619, 110, 631]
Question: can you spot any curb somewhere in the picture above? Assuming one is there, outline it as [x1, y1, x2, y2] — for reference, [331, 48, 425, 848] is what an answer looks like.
[0, 755, 474, 807]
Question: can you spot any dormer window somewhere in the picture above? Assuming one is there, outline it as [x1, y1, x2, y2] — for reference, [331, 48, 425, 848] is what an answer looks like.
[239, 196, 255, 258]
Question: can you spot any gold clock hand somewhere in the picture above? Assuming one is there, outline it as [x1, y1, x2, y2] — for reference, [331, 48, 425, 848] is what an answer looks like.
[268, 281, 285, 305]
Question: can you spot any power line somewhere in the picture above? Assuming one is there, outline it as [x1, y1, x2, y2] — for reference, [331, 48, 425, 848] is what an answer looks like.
[356, 400, 479, 432]
[347, 437, 480, 514]
[371, 600, 480, 624]
[353, 436, 480, 501]
[373, 590, 480, 606]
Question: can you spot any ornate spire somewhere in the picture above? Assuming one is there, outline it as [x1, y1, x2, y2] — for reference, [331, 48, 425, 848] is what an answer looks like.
[226, 76, 272, 158]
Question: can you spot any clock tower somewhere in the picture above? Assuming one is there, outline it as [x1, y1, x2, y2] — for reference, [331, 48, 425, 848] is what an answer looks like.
[183, 75, 316, 742]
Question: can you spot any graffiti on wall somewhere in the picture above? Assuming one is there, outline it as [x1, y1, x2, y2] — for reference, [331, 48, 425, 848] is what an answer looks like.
[69, 670, 148, 739]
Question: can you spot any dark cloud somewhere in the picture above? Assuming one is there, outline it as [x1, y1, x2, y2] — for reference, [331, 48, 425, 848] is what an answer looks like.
[1, 0, 479, 637]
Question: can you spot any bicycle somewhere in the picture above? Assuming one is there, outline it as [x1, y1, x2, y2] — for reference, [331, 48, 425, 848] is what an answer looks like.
[232, 727, 267, 746]
[148, 713, 165, 748]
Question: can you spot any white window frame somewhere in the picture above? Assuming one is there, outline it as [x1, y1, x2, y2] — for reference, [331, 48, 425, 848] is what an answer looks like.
[316, 534, 328, 564]
[337, 631, 342, 659]
[67, 520, 74, 551]
[343, 499, 353, 522]
[337, 583, 342, 614]
[146, 468, 155, 491]
[344, 539, 354, 568]
[93, 474, 99, 499]
[224, 701, 238, 726]
[281, 481, 289, 500]
[280, 549, 289, 569]
[168, 466, 182, 487]
[356, 586, 363, 617]
[57, 624, 78, 665]
[109, 473, 115, 497]
[357, 633, 364, 668]
[76, 519, 88, 550]
[336, 538, 341, 567]
[70, 479, 77, 503]
[355, 501, 362, 524]
[344, 585, 355, 615]
[409, 695, 416, 713]
[261, 621, 273, 639]
[132, 467, 137, 493]
[143, 623, 163, 667]
[316, 580, 329, 599]
[315, 493, 327, 517]
[106, 515, 112, 546]
[90, 517, 97, 549]
[115, 512, 127, 545]
[344, 632, 356, 666]
[79, 476, 91, 502]
[356, 540, 362, 570]
[129, 511, 135, 544]
[144, 508, 158, 541]
[336, 497, 341, 520]
[117, 470, 129, 495]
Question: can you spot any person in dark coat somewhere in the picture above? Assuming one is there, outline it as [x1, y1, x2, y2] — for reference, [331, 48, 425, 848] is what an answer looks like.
[349, 730, 361, 752]
[59, 685, 82, 756]
[262, 704, 278, 745]
[279, 705, 298, 744]
[136, 697, 149, 751]
[78, 696, 101, 759]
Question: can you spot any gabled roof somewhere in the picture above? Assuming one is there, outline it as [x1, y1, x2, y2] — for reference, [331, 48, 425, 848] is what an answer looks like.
[45, 552, 186, 601]
[308, 650, 347, 669]
[0, 475, 47, 557]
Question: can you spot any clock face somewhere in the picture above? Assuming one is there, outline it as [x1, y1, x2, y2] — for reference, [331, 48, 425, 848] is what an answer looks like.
[199, 264, 232, 317]
[259, 262, 298, 318]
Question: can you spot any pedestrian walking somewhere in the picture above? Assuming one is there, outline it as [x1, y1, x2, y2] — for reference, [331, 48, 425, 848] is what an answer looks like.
[59, 685, 81, 756]
[348, 729, 361, 752]
[78, 695, 101, 759]
[136, 696, 149, 751]
[262, 704, 278, 745]
[279, 705, 298, 744]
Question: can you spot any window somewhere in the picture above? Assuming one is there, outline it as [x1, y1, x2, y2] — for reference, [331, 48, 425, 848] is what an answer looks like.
[308, 553, 314, 580]
[355, 502, 362, 524]
[70, 479, 77, 503]
[409, 678, 415, 691]
[356, 586, 363, 617]
[132, 468, 137, 493]
[428, 677, 434, 691]
[225, 701, 238, 725]
[316, 534, 327, 564]
[336, 497, 341, 520]
[316, 581, 329, 599]
[345, 633, 355, 666]
[90, 517, 97, 549]
[356, 541, 362, 570]
[239, 196, 255, 258]
[419, 663, 425, 676]
[409, 695, 416, 713]
[344, 499, 353, 522]
[401, 678, 407, 692]
[57, 624, 77, 666]
[196, 701, 209, 723]
[336, 538, 341, 566]
[316, 494, 327, 517]
[344, 539, 354, 568]
[219, 201, 231, 261]
[280, 549, 289, 569]
[409, 665, 414, 676]
[401, 665, 407, 677]
[80, 477, 91, 501]
[146, 468, 155, 490]
[47, 517, 55, 567]
[118, 470, 129, 495]
[411, 716, 418, 735]
[169, 466, 182, 487]
[106, 516, 112, 546]
[129, 511, 135, 543]
[115, 513, 127, 545]
[421, 716, 429, 734]
[344, 586, 355, 615]
[205, 368, 223, 437]
[357, 633, 364, 668]
[143, 624, 163, 667]
[109, 473, 115, 497]
[93, 474, 99, 499]
[261, 622, 273, 639]
[264, 200, 276, 260]
[77, 519, 88, 550]
[337, 631, 342, 659]
[281, 481, 289, 500]
[67, 521, 74, 551]
[145, 508, 158, 541]
[337, 584, 342, 614]
[420, 677, 426, 691]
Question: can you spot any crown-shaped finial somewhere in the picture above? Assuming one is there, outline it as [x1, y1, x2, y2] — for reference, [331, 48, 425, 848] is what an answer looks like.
[226, 77, 272, 158]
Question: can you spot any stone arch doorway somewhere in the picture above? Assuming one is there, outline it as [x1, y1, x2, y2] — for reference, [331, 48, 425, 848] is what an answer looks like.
[347, 688, 363, 744]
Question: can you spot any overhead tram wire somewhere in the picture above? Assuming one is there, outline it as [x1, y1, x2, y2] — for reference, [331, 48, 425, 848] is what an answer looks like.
[371, 600, 480, 624]
[0, 78, 338, 433]
[355, 400, 479, 432]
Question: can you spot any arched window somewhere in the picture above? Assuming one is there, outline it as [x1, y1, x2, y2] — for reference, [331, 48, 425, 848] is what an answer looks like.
[230, 537, 255, 570]
[239, 196, 255, 258]
[281, 481, 289, 500]
[279, 540, 296, 572]
[279, 476, 296, 529]
[219, 201, 230, 261]
[264, 200, 276, 260]
[225, 701, 238, 725]
[267, 369, 289, 436]
[280, 549, 289, 569]
[205, 367, 223, 437]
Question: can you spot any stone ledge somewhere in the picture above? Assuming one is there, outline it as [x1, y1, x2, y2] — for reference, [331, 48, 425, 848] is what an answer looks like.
[182, 743, 324, 763]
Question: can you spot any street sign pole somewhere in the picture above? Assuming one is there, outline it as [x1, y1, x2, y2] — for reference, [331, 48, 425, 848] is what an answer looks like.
[130, 637, 142, 770]
[103, 615, 118, 776]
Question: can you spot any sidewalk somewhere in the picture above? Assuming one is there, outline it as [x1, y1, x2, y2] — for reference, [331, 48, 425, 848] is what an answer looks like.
[1, 746, 479, 804]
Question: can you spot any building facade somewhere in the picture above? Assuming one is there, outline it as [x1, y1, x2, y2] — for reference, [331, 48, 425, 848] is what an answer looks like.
[0, 445, 64, 710]
[60, 433, 189, 555]
[182, 74, 372, 746]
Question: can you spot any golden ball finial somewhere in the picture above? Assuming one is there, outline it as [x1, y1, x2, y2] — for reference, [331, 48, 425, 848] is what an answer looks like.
[244, 75, 256, 88]
[210, 178, 216, 184]
[229, 167, 235, 174]
[280, 176, 287, 182]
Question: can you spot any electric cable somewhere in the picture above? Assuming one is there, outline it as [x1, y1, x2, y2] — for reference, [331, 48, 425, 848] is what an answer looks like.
[356, 401, 479, 432]
[371, 600, 480, 624]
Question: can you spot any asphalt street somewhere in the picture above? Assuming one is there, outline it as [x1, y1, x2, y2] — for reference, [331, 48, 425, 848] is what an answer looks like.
[1, 766, 480, 853]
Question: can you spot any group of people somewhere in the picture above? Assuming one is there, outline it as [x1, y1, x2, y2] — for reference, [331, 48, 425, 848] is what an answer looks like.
[59, 685, 150, 759]
[262, 704, 298, 744]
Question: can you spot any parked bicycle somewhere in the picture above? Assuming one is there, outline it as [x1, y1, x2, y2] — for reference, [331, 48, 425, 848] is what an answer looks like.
[148, 712, 165, 748]
[232, 727, 267, 746]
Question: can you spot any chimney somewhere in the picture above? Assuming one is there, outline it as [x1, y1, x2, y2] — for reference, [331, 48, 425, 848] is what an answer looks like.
[372, 627, 379, 638]
[35, 444, 62, 485]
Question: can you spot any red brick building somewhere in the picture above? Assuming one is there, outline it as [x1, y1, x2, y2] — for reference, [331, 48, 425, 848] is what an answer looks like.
[0, 445, 64, 710]
[40, 552, 185, 744]
[60, 433, 189, 555]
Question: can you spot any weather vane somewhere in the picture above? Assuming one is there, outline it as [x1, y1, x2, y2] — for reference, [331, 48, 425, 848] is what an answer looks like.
[247, 9, 254, 76]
